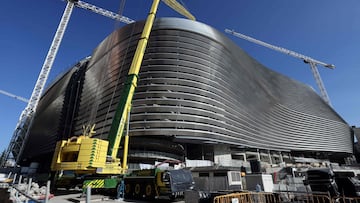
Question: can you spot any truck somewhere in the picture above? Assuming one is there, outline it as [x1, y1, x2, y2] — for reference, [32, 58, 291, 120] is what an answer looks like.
[124, 168, 194, 200]
[333, 169, 360, 197]
[50, 0, 195, 199]
[306, 167, 360, 197]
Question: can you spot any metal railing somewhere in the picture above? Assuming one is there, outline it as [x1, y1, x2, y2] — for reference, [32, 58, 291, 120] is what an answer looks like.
[336, 196, 360, 203]
[213, 192, 333, 203]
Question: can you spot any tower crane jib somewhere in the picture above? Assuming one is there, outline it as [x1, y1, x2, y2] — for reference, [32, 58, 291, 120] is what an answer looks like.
[0, 90, 29, 103]
[225, 29, 333, 106]
[74, 1, 135, 24]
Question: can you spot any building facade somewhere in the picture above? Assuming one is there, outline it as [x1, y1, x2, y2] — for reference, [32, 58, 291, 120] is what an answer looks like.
[20, 18, 353, 170]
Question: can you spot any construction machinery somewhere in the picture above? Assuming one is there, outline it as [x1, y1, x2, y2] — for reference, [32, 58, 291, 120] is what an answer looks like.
[124, 168, 194, 200]
[51, 0, 195, 199]
[306, 167, 360, 197]
[225, 29, 334, 106]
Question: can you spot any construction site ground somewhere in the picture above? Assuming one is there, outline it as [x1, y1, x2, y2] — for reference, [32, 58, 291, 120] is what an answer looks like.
[49, 192, 185, 203]
[1, 187, 184, 203]
[43, 190, 184, 203]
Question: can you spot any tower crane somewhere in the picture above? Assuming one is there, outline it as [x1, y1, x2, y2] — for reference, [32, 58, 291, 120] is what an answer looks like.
[1, 1, 75, 167]
[1, 0, 135, 167]
[225, 29, 334, 106]
[0, 90, 28, 103]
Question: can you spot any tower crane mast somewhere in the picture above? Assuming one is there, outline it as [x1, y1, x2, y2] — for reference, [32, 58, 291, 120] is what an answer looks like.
[225, 29, 334, 106]
[1, 1, 75, 167]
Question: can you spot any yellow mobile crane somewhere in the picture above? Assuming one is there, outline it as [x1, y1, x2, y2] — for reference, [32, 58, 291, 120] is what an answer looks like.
[51, 0, 195, 198]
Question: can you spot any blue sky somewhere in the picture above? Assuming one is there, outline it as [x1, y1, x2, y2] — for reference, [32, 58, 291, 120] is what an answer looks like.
[0, 0, 359, 152]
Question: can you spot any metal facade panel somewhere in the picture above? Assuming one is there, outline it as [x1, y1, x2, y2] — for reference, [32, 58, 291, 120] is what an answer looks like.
[22, 18, 352, 165]
[20, 59, 89, 163]
[76, 18, 350, 153]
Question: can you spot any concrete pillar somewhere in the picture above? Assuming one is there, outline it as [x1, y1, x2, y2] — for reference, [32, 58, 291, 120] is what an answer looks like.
[279, 152, 284, 163]
[45, 180, 50, 203]
[86, 186, 91, 203]
[12, 173, 17, 184]
[268, 151, 272, 165]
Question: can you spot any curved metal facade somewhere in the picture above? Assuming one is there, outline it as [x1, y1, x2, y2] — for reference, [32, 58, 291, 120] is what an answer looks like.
[21, 58, 89, 165]
[22, 18, 352, 165]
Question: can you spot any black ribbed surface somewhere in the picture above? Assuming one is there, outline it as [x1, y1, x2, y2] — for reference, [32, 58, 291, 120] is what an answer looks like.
[21, 58, 89, 163]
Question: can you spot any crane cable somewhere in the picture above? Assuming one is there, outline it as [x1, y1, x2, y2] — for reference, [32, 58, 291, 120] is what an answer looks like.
[98, 0, 134, 139]
[114, 0, 127, 29]
[85, 0, 130, 139]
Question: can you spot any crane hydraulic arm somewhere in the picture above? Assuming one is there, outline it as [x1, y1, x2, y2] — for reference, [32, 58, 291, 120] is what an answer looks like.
[106, 0, 193, 161]
[106, 0, 163, 170]
[225, 29, 334, 106]
[107, 0, 194, 163]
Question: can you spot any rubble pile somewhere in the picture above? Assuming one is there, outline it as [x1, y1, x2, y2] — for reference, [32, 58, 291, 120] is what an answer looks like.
[9, 182, 52, 202]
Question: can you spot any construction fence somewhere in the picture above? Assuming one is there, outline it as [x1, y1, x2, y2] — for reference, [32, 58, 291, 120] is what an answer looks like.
[213, 192, 360, 203]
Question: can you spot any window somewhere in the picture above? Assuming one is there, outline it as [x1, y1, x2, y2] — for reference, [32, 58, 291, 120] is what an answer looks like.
[228, 171, 242, 186]
[199, 172, 209, 177]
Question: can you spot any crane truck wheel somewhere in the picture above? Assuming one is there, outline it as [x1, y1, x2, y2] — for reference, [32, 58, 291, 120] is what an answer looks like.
[134, 184, 141, 196]
[125, 184, 131, 194]
[124, 183, 132, 199]
[145, 184, 153, 198]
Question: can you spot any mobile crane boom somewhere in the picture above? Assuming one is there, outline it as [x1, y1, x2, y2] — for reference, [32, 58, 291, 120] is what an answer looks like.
[107, 0, 194, 160]
[225, 29, 334, 106]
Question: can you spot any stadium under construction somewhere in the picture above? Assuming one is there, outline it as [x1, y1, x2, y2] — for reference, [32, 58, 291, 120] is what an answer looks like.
[16, 17, 353, 172]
